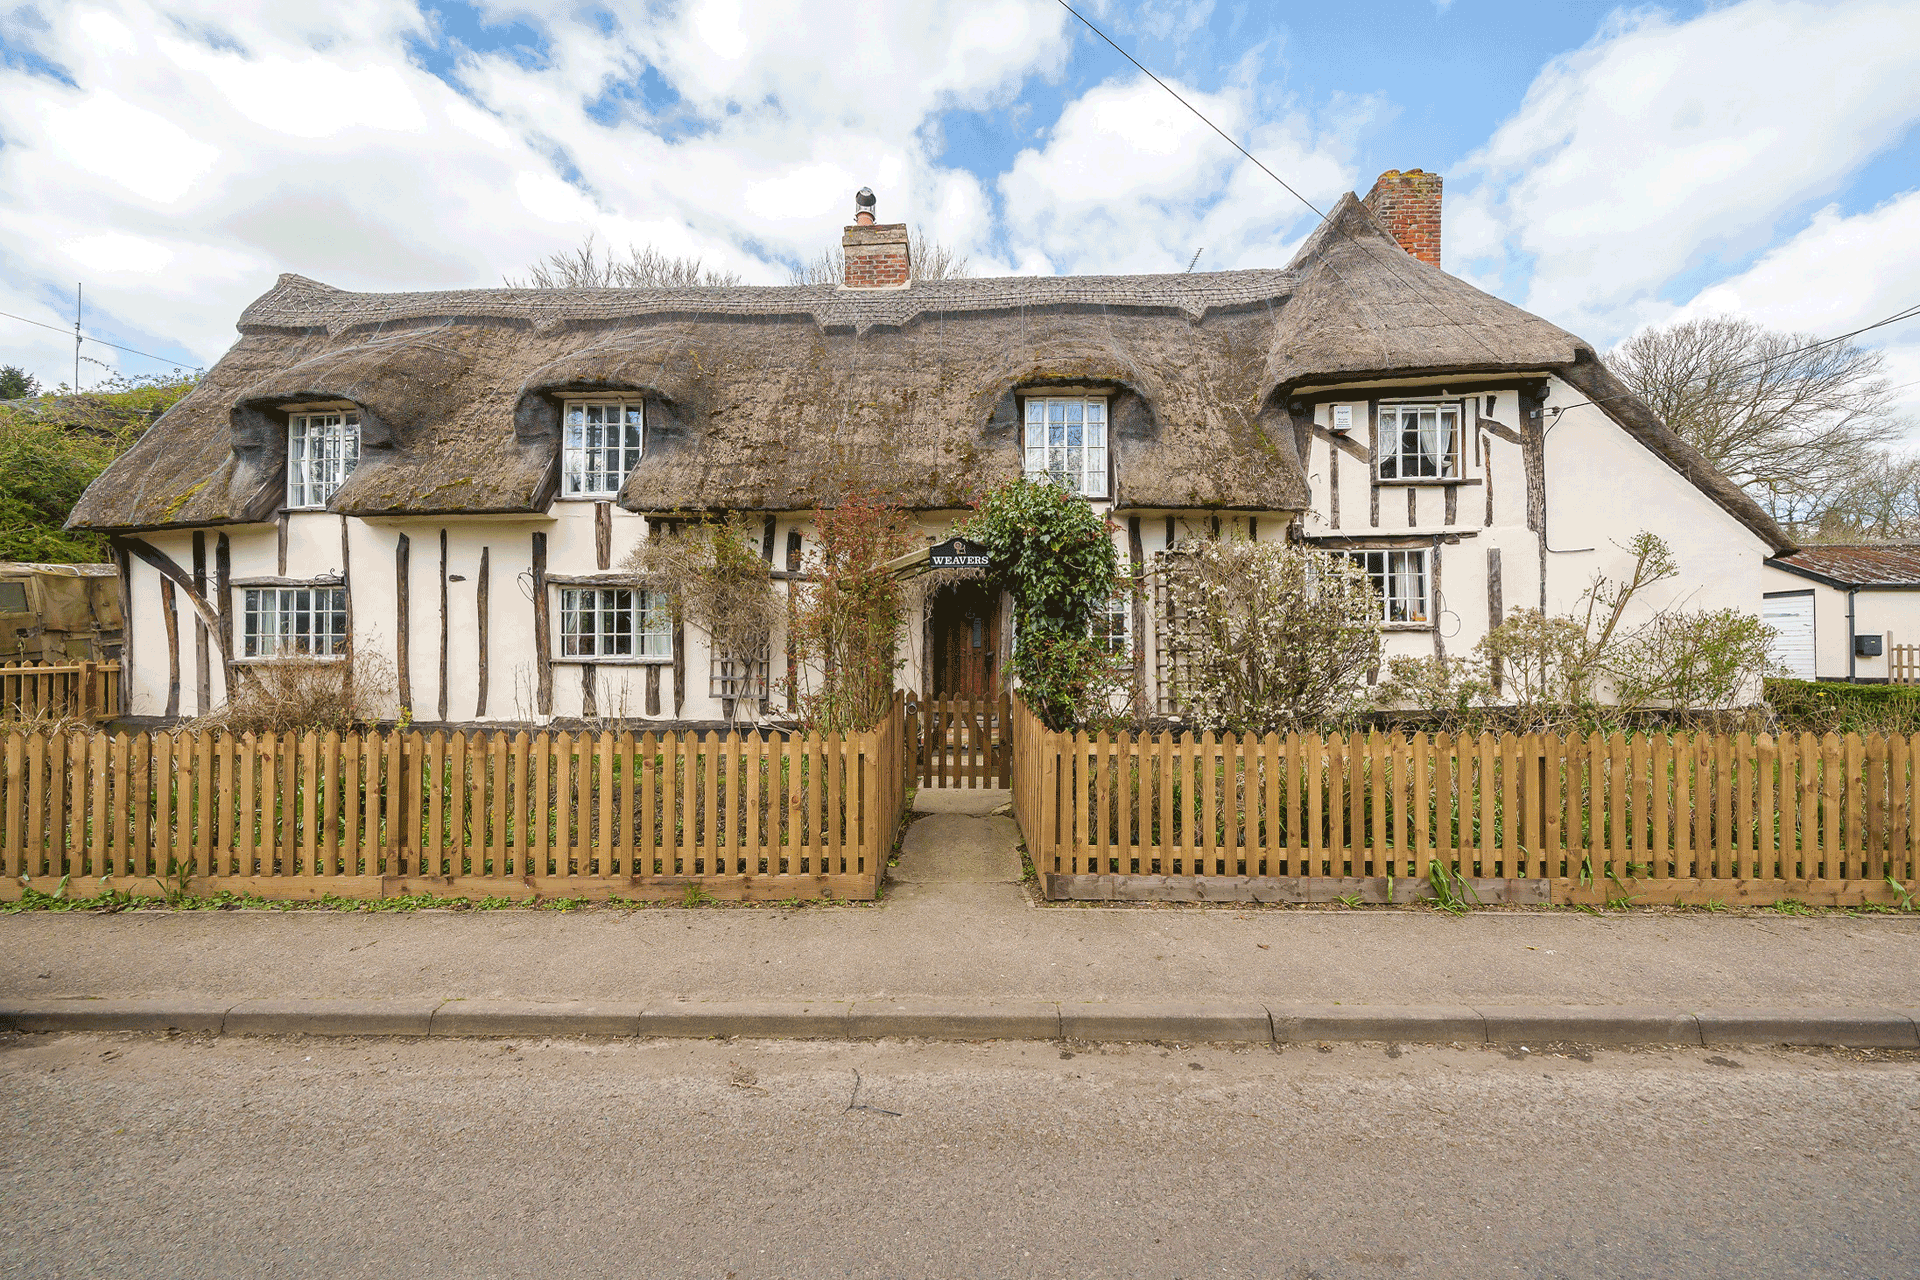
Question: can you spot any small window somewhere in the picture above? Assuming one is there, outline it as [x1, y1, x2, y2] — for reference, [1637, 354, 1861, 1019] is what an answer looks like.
[1023, 396, 1109, 498]
[242, 587, 349, 658]
[1377, 402, 1459, 480]
[287, 412, 360, 509]
[1093, 591, 1134, 657]
[557, 587, 671, 658]
[0, 581, 28, 613]
[1348, 550, 1430, 624]
[563, 401, 645, 498]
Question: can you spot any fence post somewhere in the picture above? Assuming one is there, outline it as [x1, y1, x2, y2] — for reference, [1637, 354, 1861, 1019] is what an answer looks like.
[78, 661, 97, 724]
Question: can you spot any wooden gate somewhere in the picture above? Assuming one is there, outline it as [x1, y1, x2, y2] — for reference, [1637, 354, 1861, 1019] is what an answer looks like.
[909, 693, 1010, 789]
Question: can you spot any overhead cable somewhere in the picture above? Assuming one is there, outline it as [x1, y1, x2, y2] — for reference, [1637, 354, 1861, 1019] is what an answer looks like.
[0, 307, 187, 367]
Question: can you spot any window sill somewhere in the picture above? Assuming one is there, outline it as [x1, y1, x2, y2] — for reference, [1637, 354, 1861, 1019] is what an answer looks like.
[555, 494, 626, 503]
[1381, 623, 1435, 633]
[550, 656, 673, 666]
[232, 654, 349, 664]
[1372, 477, 1481, 487]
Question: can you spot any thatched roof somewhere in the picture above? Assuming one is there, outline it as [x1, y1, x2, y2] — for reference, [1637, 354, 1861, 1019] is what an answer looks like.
[67, 193, 1788, 553]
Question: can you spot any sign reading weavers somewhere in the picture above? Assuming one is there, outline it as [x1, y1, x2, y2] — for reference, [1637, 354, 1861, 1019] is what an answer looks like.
[928, 537, 991, 570]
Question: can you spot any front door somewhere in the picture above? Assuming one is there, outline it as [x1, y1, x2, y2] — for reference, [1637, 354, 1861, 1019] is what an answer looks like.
[931, 583, 998, 699]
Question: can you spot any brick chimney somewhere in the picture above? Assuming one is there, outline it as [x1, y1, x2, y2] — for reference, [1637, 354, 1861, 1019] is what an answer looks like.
[841, 187, 910, 288]
[1362, 169, 1443, 267]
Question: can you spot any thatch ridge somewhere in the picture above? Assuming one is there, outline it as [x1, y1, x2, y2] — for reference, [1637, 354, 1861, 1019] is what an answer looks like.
[66, 196, 1788, 550]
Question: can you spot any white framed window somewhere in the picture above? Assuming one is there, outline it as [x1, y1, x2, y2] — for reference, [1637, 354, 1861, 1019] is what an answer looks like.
[287, 411, 360, 508]
[1377, 402, 1460, 480]
[242, 586, 349, 658]
[1093, 591, 1134, 657]
[1348, 549, 1430, 624]
[557, 587, 671, 659]
[1023, 396, 1109, 498]
[562, 400, 645, 498]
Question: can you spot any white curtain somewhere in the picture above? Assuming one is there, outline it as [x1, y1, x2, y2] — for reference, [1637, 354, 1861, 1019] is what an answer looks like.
[1415, 408, 1454, 476]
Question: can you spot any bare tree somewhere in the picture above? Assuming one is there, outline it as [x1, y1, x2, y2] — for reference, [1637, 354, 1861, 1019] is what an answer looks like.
[1795, 452, 1920, 543]
[1606, 316, 1906, 526]
[508, 234, 742, 289]
[787, 226, 973, 285]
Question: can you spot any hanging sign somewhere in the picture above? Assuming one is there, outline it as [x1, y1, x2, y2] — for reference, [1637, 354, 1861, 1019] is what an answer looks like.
[928, 537, 991, 570]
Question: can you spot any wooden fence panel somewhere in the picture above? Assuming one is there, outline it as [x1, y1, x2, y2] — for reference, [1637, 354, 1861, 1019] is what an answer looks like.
[999, 697, 1920, 907]
[0, 707, 909, 903]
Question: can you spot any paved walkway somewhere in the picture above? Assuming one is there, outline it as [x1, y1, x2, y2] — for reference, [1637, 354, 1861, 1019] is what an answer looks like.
[5, 787, 1920, 1022]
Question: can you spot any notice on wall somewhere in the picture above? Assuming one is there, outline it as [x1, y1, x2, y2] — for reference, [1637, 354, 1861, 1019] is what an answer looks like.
[1332, 404, 1353, 433]
[928, 537, 991, 570]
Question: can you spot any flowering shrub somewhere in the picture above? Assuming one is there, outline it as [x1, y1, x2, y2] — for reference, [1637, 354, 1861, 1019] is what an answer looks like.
[1160, 539, 1382, 734]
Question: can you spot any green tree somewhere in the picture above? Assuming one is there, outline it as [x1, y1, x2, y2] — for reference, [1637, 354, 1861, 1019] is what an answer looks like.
[0, 365, 39, 399]
[0, 370, 197, 562]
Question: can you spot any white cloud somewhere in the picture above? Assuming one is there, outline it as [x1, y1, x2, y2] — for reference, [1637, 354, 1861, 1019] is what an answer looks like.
[997, 73, 1362, 275]
[1451, 0, 1920, 340]
[0, 0, 1077, 384]
[1666, 189, 1920, 431]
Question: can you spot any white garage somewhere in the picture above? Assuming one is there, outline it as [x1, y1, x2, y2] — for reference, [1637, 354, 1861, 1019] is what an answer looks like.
[1762, 591, 1816, 680]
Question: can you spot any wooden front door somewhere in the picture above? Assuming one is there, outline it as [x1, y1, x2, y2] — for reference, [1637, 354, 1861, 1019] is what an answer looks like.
[931, 583, 998, 699]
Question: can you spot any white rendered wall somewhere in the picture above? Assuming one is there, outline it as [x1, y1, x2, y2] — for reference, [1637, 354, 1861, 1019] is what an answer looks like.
[1760, 563, 1920, 682]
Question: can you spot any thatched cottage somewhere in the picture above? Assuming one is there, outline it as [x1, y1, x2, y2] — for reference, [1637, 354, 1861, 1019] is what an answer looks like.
[68, 171, 1791, 725]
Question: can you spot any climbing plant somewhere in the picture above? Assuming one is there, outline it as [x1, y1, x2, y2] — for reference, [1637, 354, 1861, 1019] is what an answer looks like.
[788, 492, 915, 733]
[626, 516, 781, 722]
[961, 477, 1127, 730]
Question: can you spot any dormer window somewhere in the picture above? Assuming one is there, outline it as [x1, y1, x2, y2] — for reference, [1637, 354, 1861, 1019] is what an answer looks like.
[563, 400, 645, 498]
[1023, 395, 1109, 498]
[1377, 402, 1460, 479]
[287, 410, 360, 509]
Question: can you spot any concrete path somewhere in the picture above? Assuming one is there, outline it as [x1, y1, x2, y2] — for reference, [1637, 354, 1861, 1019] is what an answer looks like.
[887, 787, 1025, 909]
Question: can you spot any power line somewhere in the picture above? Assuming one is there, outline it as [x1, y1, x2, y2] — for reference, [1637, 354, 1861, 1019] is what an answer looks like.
[0, 307, 187, 367]
[1053, 1, 1327, 224]
[1050, 0, 1509, 367]
[1547, 302, 1920, 422]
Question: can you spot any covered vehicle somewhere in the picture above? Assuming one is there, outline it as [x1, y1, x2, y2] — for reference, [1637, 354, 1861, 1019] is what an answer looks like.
[0, 562, 123, 662]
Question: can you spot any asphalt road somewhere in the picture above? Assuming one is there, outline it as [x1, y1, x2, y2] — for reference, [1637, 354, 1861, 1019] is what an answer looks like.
[3, 1032, 1916, 1279]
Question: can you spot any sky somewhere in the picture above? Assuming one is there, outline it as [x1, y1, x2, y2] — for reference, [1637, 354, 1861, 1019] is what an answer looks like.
[1, 0, 1917, 425]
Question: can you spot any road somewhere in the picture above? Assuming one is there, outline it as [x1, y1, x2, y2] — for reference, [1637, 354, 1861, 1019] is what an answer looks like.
[3, 1032, 1916, 1278]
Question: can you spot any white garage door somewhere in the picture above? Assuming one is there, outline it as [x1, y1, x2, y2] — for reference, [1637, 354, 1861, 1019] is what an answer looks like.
[1764, 594, 1816, 680]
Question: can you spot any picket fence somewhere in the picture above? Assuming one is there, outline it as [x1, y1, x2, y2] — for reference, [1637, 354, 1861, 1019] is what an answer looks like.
[0, 660, 120, 725]
[0, 696, 908, 903]
[1007, 695, 1919, 906]
[908, 693, 1010, 789]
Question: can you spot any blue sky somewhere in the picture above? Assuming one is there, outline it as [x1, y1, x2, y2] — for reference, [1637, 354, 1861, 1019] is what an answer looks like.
[2, 0, 1916, 417]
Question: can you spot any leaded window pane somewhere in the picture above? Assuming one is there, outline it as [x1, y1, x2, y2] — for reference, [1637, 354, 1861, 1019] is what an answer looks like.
[556, 587, 669, 658]
[1348, 550, 1430, 624]
[563, 400, 646, 496]
[287, 412, 360, 508]
[241, 585, 349, 657]
[1378, 403, 1460, 481]
[1022, 396, 1110, 498]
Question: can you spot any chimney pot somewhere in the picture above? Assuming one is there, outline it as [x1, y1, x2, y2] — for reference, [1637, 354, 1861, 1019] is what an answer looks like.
[1362, 168, 1444, 268]
[841, 188, 909, 288]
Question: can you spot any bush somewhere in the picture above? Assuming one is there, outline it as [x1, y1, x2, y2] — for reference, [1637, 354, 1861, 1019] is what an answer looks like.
[1161, 539, 1382, 734]
[191, 653, 395, 737]
[1765, 678, 1920, 736]
[627, 516, 780, 724]
[0, 372, 197, 562]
